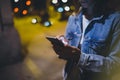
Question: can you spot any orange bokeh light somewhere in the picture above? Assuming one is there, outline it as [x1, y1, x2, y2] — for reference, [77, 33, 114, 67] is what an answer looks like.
[26, 0, 31, 6]
[14, 7, 19, 13]
[22, 10, 28, 15]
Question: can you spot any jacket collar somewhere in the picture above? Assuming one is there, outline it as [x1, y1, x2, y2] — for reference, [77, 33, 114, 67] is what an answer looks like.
[75, 10, 104, 22]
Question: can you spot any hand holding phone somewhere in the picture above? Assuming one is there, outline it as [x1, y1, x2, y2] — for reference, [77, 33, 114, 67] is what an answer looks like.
[46, 36, 80, 60]
[46, 36, 64, 47]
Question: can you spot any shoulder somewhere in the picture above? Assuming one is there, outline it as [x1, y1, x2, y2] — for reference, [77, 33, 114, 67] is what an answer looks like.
[68, 11, 82, 22]
[114, 12, 120, 20]
[68, 12, 77, 19]
[109, 12, 120, 20]
[110, 12, 120, 30]
[68, 7, 83, 20]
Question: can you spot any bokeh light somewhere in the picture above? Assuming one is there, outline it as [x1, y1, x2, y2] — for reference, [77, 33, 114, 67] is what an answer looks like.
[44, 21, 51, 27]
[64, 6, 70, 11]
[32, 18, 38, 24]
[52, 0, 58, 4]
[57, 7, 64, 12]
[14, 0, 19, 3]
[26, 0, 31, 6]
[22, 10, 28, 15]
[61, 0, 68, 3]
[14, 7, 19, 13]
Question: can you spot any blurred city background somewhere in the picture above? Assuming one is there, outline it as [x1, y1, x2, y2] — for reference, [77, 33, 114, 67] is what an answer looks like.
[0, 0, 80, 80]
[12, 0, 80, 80]
[0, 0, 120, 80]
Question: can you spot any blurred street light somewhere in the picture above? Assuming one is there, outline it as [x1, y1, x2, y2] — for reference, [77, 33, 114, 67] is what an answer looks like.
[61, 0, 68, 3]
[14, 7, 19, 13]
[64, 6, 70, 11]
[57, 7, 64, 12]
[31, 18, 38, 24]
[14, 0, 19, 3]
[52, 0, 58, 4]
[11, 0, 31, 16]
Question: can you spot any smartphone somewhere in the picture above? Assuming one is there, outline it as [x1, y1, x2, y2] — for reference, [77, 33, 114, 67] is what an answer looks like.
[46, 36, 64, 47]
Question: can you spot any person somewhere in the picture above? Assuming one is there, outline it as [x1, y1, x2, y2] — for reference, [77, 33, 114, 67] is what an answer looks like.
[51, 0, 120, 80]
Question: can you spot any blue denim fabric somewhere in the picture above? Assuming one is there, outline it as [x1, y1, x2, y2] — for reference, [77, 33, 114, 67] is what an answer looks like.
[64, 11, 120, 80]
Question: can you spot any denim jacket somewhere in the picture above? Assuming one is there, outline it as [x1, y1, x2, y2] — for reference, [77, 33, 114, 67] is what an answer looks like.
[64, 11, 120, 80]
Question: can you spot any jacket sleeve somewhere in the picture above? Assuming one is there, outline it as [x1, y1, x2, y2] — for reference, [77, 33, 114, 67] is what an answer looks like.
[65, 14, 76, 41]
[78, 15, 120, 74]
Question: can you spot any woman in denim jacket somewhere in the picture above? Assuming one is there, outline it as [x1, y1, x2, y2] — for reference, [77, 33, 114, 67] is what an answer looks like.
[52, 0, 120, 80]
